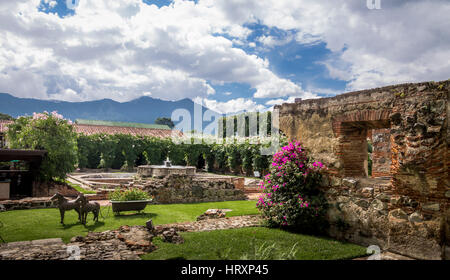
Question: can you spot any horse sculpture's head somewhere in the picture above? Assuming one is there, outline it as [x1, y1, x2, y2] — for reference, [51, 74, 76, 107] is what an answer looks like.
[74, 194, 87, 205]
[50, 193, 63, 201]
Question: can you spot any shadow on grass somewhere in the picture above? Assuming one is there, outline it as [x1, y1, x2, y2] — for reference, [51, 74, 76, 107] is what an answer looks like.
[112, 212, 158, 220]
[61, 221, 106, 231]
[84, 221, 106, 231]
[61, 221, 83, 230]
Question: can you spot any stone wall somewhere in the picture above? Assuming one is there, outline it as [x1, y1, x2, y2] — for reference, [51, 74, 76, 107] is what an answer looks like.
[32, 181, 79, 197]
[0, 197, 56, 211]
[275, 80, 449, 259]
[371, 128, 391, 177]
[138, 174, 247, 204]
[137, 165, 196, 178]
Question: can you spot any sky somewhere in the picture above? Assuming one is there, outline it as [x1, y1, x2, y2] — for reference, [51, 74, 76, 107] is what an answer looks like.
[0, 0, 449, 114]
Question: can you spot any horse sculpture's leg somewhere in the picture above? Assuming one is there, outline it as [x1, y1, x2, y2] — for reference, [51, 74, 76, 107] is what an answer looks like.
[94, 204, 100, 222]
[75, 208, 81, 222]
[59, 209, 65, 225]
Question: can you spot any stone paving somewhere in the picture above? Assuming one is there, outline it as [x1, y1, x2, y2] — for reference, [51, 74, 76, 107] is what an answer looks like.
[0, 226, 154, 260]
[353, 251, 415, 260]
[154, 215, 263, 233]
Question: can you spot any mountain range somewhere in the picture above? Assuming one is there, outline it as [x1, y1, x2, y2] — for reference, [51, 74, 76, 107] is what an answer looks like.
[0, 93, 219, 128]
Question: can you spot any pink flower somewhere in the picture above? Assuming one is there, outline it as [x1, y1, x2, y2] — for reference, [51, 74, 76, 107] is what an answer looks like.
[32, 112, 48, 120]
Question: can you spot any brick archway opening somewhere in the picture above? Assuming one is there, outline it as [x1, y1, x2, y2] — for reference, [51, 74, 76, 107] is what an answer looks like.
[333, 110, 391, 178]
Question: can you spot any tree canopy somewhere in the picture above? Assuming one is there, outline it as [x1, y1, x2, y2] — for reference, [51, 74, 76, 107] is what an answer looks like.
[6, 112, 77, 182]
[155, 117, 175, 129]
[0, 112, 13, 120]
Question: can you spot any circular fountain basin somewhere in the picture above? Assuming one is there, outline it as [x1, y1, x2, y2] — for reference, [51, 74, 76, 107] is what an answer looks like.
[137, 165, 196, 178]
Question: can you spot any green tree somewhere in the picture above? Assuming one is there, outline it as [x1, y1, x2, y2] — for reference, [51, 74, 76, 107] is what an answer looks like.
[0, 113, 14, 120]
[155, 117, 175, 129]
[96, 134, 117, 170]
[6, 112, 78, 181]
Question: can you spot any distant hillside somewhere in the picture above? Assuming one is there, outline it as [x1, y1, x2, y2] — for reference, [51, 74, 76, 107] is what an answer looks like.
[0, 93, 219, 128]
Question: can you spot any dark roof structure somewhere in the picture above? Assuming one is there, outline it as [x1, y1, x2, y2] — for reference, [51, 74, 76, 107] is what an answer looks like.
[0, 149, 47, 162]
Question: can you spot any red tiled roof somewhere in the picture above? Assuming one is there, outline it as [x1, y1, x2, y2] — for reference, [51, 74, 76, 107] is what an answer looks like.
[74, 124, 181, 138]
[0, 120, 181, 139]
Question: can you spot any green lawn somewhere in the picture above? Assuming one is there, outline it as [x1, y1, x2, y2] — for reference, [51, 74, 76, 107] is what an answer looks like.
[142, 227, 368, 260]
[65, 181, 96, 194]
[0, 200, 258, 243]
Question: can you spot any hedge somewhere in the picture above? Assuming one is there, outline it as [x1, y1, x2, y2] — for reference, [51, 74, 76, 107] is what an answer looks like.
[76, 134, 284, 177]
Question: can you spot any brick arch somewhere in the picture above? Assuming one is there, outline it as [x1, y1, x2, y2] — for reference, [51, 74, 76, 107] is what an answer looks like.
[332, 109, 392, 177]
[332, 109, 391, 137]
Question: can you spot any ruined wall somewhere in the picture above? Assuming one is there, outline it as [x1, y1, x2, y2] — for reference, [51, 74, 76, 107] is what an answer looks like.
[275, 80, 449, 259]
[371, 128, 391, 177]
[138, 175, 247, 204]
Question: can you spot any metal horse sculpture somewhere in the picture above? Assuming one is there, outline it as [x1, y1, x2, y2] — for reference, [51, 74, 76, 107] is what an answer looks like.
[74, 194, 100, 225]
[50, 193, 81, 225]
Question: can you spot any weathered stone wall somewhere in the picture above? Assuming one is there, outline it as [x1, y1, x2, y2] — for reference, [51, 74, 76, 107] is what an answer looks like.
[138, 175, 247, 204]
[0, 197, 57, 211]
[276, 80, 449, 259]
[371, 128, 391, 177]
[32, 181, 79, 197]
[137, 165, 196, 178]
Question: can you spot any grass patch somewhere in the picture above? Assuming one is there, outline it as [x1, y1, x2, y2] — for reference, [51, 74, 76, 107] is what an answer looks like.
[142, 227, 367, 260]
[53, 178, 97, 194]
[204, 172, 261, 180]
[66, 182, 97, 194]
[0, 200, 258, 243]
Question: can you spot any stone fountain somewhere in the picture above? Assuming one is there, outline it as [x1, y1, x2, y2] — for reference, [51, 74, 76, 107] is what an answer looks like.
[137, 157, 196, 178]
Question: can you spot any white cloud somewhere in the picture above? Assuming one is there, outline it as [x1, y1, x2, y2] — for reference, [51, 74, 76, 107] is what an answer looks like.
[0, 0, 305, 102]
[265, 91, 318, 106]
[265, 97, 297, 106]
[210, 0, 450, 90]
[257, 34, 293, 48]
[194, 97, 267, 114]
[1, 0, 448, 105]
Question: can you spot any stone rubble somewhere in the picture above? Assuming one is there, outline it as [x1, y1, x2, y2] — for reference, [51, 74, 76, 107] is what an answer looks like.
[161, 229, 184, 244]
[0, 225, 155, 260]
[354, 251, 415, 260]
[0, 215, 262, 260]
[196, 209, 227, 221]
[155, 215, 262, 233]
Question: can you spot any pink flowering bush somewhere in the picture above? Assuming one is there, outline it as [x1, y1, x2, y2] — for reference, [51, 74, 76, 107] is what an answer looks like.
[7, 111, 77, 181]
[256, 141, 328, 233]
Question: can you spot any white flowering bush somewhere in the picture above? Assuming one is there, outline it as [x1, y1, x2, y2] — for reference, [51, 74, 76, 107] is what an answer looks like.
[7, 111, 77, 181]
